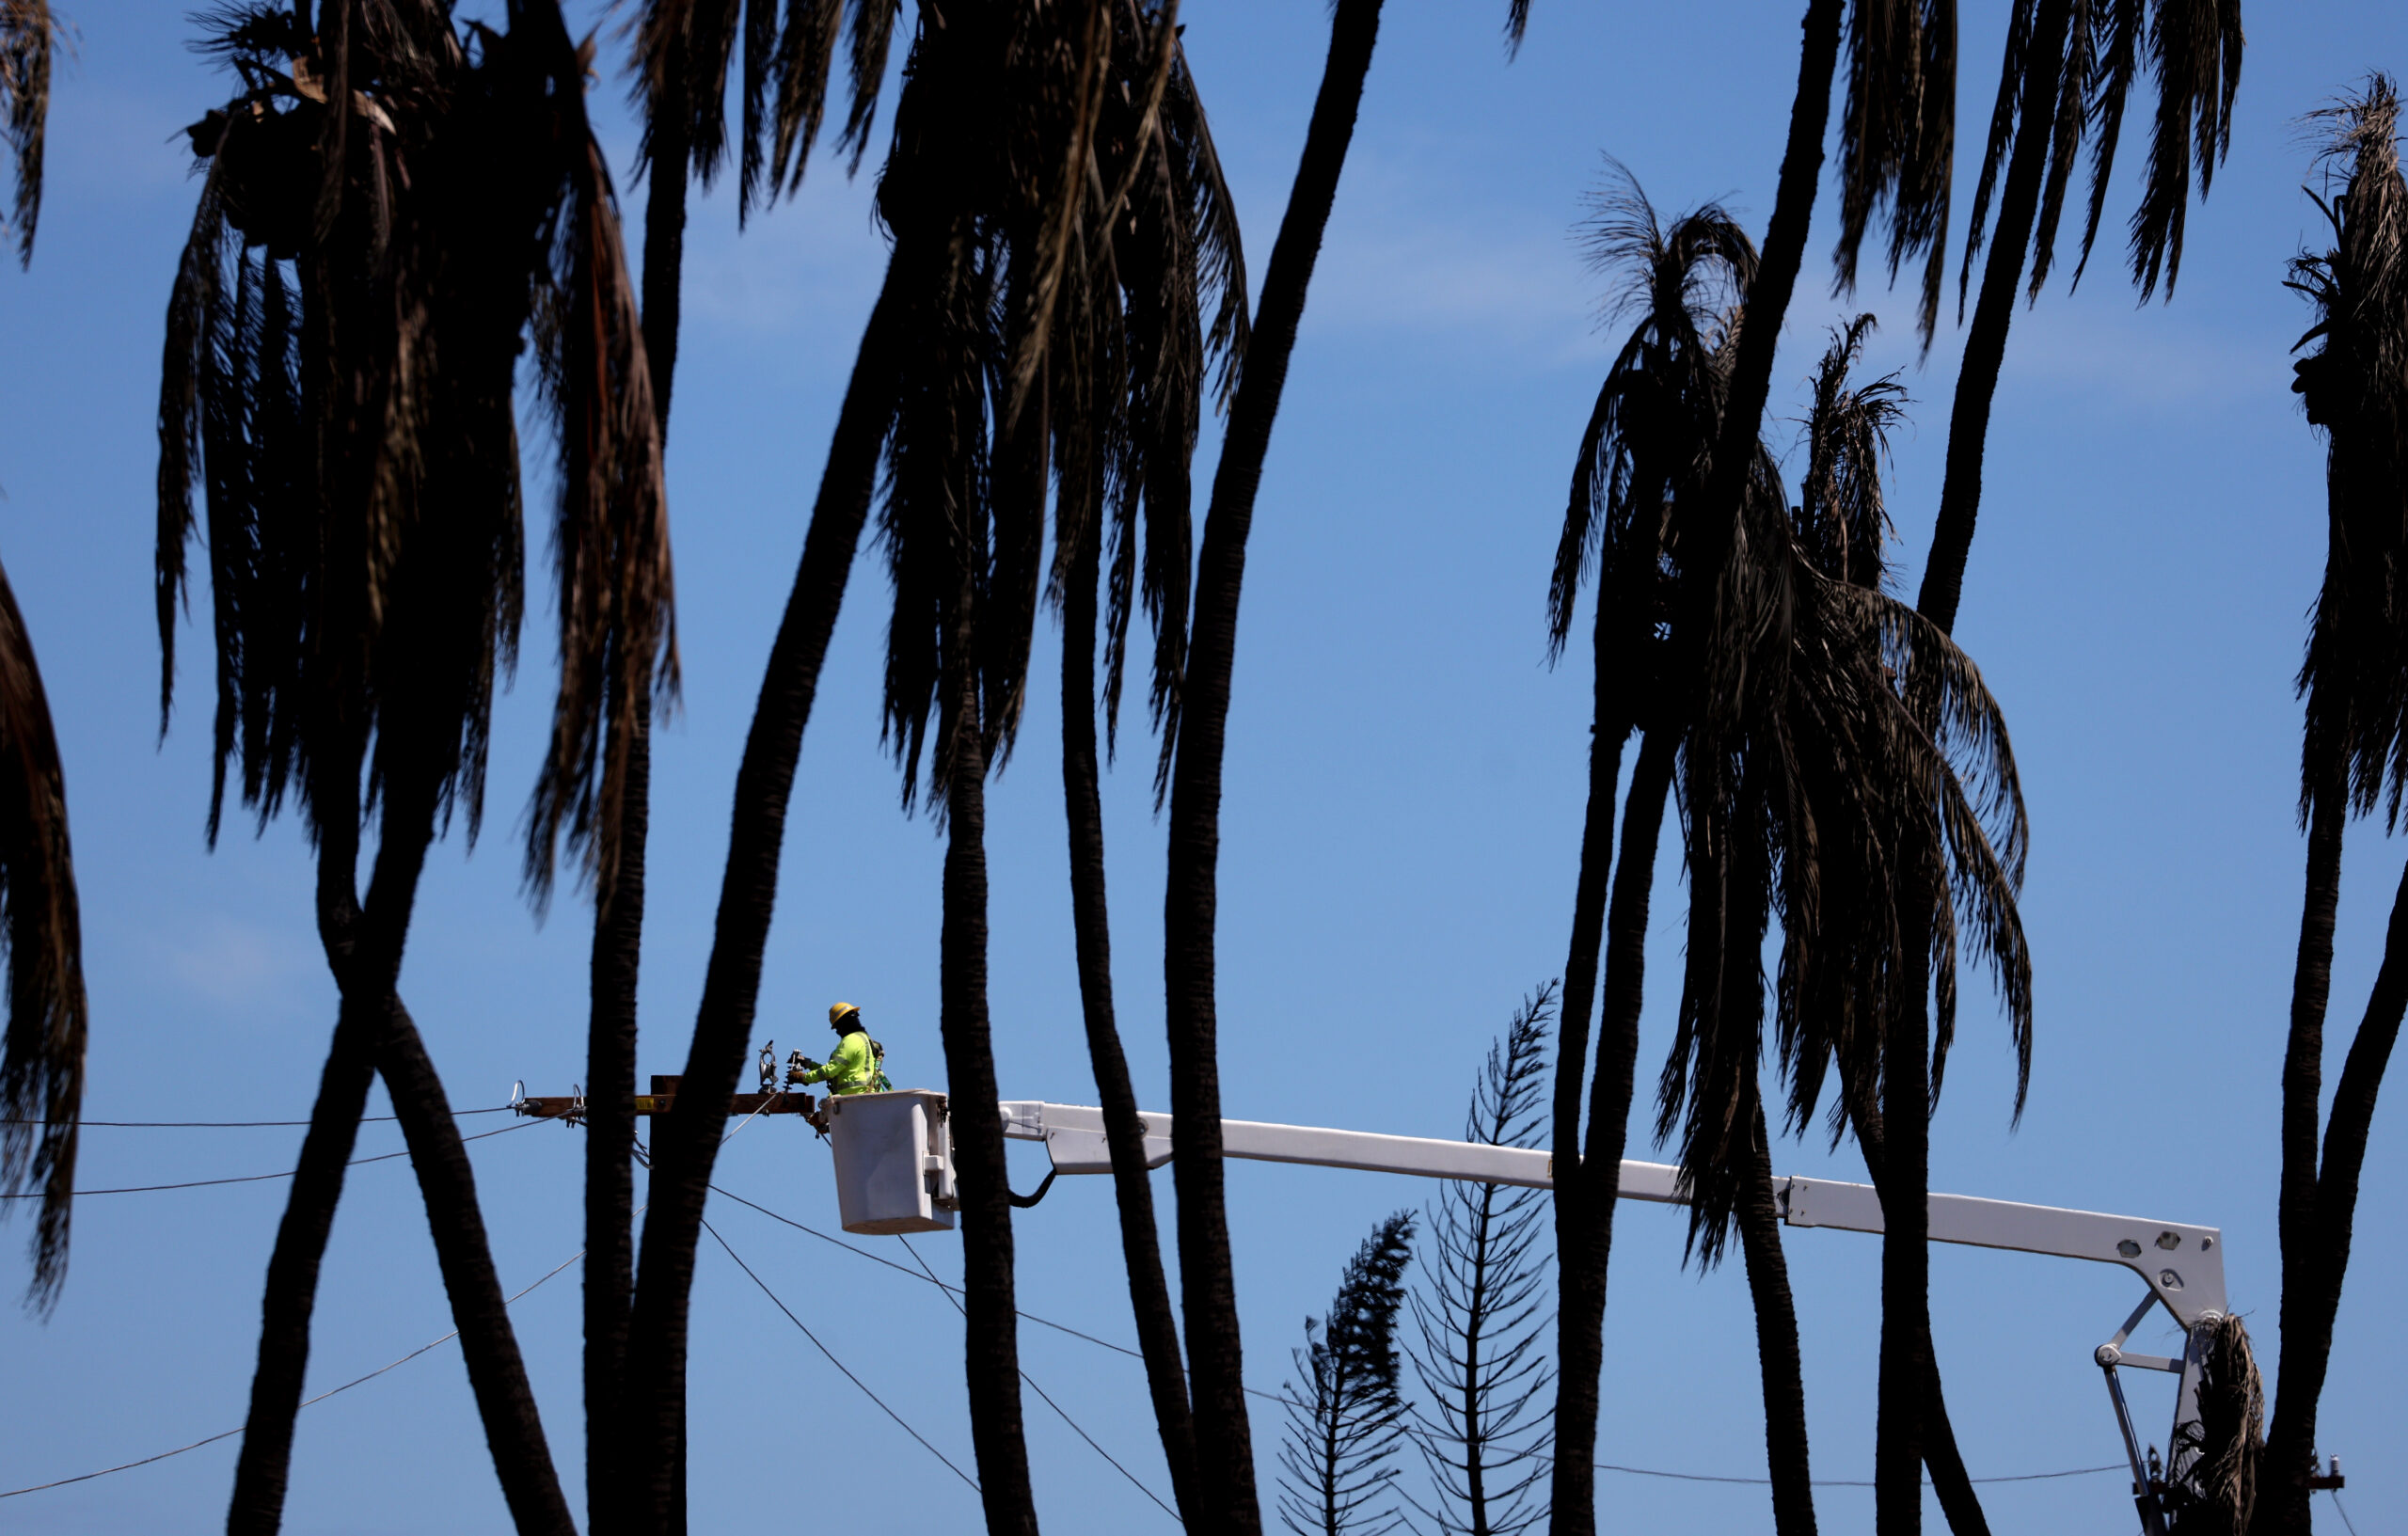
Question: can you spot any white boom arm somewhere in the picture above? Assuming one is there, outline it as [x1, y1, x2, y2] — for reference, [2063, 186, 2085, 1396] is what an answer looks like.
[997, 1099, 2225, 1532]
[997, 1100, 2226, 1322]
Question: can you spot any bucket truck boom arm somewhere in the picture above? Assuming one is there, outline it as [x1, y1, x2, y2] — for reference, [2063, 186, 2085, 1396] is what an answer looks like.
[993, 1099, 2226, 1534]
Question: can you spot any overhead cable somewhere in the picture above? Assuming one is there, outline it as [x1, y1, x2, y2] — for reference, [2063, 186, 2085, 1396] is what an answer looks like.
[0, 1117, 542, 1198]
[2, 1107, 513, 1129]
[700, 1217, 982, 1496]
[709, 1179, 2131, 1494]
[897, 1233, 1181, 1524]
[0, 1245, 581, 1499]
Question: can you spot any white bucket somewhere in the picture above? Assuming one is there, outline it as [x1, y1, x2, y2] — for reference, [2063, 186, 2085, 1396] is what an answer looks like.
[827, 1089, 956, 1235]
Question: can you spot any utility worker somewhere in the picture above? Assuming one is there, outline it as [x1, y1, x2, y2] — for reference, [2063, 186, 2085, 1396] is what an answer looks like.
[790, 1002, 890, 1096]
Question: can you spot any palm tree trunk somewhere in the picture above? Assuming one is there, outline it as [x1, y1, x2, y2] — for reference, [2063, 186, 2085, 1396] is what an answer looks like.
[380, 998, 578, 1536]
[224, 992, 382, 1536]
[2257, 793, 2364, 1536]
[226, 736, 378, 1536]
[1549, 729, 1675, 1536]
[621, 265, 902, 1536]
[1550, 610, 1624, 1343]
[1060, 505, 1199, 1515]
[640, 56, 690, 433]
[1849, 1100, 1992, 1536]
[230, 766, 573, 1536]
[1737, 1103, 1815, 1536]
[1698, 0, 1844, 578]
[1914, 0, 2076, 635]
[593, 76, 685, 1523]
[584, 700, 647, 1536]
[942, 583, 1040, 1535]
[1877, 942, 1934, 1536]
[1160, 5, 1380, 1531]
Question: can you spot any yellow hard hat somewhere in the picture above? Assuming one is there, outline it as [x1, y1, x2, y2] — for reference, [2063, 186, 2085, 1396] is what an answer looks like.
[829, 1001, 861, 1028]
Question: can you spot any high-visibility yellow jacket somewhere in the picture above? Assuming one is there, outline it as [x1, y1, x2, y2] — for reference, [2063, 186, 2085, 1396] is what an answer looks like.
[799, 1030, 881, 1095]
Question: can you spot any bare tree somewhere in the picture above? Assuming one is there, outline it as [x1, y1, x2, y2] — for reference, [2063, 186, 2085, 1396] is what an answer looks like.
[1406, 986, 1555, 1536]
[1280, 1212, 1417, 1536]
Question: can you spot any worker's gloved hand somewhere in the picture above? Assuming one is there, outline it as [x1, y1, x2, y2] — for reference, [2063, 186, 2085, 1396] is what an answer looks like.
[796, 1056, 820, 1072]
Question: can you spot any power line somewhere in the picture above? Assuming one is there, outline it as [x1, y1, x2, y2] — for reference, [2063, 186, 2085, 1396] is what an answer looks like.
[897, 1234, 1181, 1525]
[0, 1117, 543, 1198]
[707, 1180, 2131, 1495]
[699, 1217, 982, 1496]
[2327, 1488, 2361, 1536]
[0, 1244, 581, 1499]
[2, 1108, 513, 1129]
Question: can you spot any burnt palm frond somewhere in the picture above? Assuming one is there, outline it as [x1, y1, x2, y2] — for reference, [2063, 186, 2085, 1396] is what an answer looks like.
[634, 0, 896, 226]
[1548, 163, 1754, 698]
[873, 1, 1225, 813]
[0, 557, 86, 1310]
[2124, 0, 2242, 299]
[2290, 76, 2408, 828]
[524, 24, 677, 909]
[0, 0, 54, 266]
[1658, 327, 2030, 1258]
[1961, 0, 2242, 310]
[1796, 315, 1906, 589]
[1832, 0, 1956, 344]
[161, 0, 672, 865]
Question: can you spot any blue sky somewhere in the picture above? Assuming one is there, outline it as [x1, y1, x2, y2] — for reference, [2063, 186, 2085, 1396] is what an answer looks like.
[4, 2, 2405, 1532]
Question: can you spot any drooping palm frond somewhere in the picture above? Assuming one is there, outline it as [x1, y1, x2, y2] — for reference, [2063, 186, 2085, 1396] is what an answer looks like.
[2289, 76, 2408, 828]
[0, 0, 53, 266]
[1794, 314, 1906, 589]
[634, 0, 898, 226]
[0, 557, 85, 1310]
[163, 0, 680, 874]
[1042, 7, 1246, 768]
[1959, 0, 2242, 309]
[875, 1, 1224, 813]
[523, 22, 677, 909]
[1548, 163, 1755, 698]
[1832, 0, 1956, 343]
[2124, 0, 2242, 299]
[2162, 1312, 2262, 1535]
[1656, 324, 2031, 1259]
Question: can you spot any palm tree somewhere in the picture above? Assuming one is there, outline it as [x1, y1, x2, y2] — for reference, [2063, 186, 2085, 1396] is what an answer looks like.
[0, 561, 87, 1313]
[0, 0, 88, 1318]
[578, 2, 868, 1517]
[1920, 0, 2244, 631]
[1542, 170, 1754, 1536]
[1051, 15, 1247, 1520]
[1655, 320, 2033, 1536]
[616, 7, 1192, 1530]
[2257, 75, 2408, 1536]
[157, 4, 662, 1529]
[1158, 3, 1383, 1530]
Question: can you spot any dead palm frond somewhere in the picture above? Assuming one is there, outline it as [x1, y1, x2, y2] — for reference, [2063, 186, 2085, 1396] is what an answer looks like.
[1548, 163, 1755, 713]
[524, 43, 677, 909]
[1959, 0, 2242, 310]
[1833, 0, 1957, 343]
[0, 0, 52, 267]
[1658, 323, 2031, 1261]
[0, 556, 86, 1310]
[873, 0, 1213, 811]
[161, 1, 670, 880]
[2289, 75, 2408, 828]
[632, 0, 899, 227]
